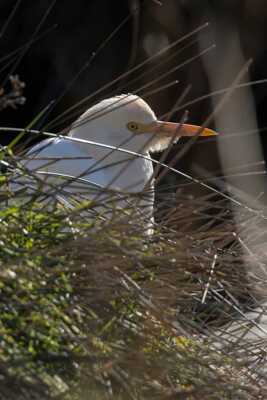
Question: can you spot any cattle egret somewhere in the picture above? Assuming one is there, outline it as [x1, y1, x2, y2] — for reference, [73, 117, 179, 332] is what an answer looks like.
[12, 94, 217, 227]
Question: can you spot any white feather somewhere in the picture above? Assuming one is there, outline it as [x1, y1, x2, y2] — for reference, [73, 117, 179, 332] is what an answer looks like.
[10, 94, 161, 229]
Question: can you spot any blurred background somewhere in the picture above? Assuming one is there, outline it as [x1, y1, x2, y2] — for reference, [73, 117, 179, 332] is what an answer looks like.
[0, 0, 267, 203]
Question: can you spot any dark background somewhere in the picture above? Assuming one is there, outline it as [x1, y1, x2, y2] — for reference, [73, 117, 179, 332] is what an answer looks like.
[1, 0, 267, 197]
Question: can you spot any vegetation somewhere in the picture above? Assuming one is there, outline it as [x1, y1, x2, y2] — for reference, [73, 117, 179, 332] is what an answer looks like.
[0, 172, 266, 399]
[0, 4, 267, 397]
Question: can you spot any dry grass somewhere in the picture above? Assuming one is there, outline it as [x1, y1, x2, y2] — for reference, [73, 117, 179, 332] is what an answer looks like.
[0, 7, 267, 398]
[0, 171, 267, 399]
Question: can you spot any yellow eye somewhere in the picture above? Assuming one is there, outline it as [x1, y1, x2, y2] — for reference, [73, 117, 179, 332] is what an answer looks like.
[127, 121, 140, 133]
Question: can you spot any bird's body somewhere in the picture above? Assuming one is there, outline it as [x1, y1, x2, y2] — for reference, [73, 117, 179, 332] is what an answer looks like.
[18, 133, 155, 225]
[11, 94, 216, 226]
[24, 135, 154, 194]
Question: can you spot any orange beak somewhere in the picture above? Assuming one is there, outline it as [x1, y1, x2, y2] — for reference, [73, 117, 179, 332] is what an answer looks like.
[151, 120, 217, 137]
[127, 120, 217, 137]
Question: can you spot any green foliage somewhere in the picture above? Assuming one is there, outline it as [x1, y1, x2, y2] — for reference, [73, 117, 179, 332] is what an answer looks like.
[0, 199, 263, 400]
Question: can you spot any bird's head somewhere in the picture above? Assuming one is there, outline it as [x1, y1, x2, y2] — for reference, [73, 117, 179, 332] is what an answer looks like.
[70, 94, 217, 159]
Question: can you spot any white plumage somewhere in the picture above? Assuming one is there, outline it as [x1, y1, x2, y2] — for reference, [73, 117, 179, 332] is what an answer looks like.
[11, 94, 216, 225]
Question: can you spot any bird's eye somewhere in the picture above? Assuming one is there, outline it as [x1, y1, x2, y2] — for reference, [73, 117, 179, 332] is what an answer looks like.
[127, 121, 140, 133]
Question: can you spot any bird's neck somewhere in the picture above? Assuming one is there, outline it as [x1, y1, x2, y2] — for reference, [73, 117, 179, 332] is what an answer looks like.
[102, 151, 154, 193]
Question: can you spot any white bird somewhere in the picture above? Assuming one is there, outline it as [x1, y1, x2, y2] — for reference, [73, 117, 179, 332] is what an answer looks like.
[11, 94, 216, 228]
